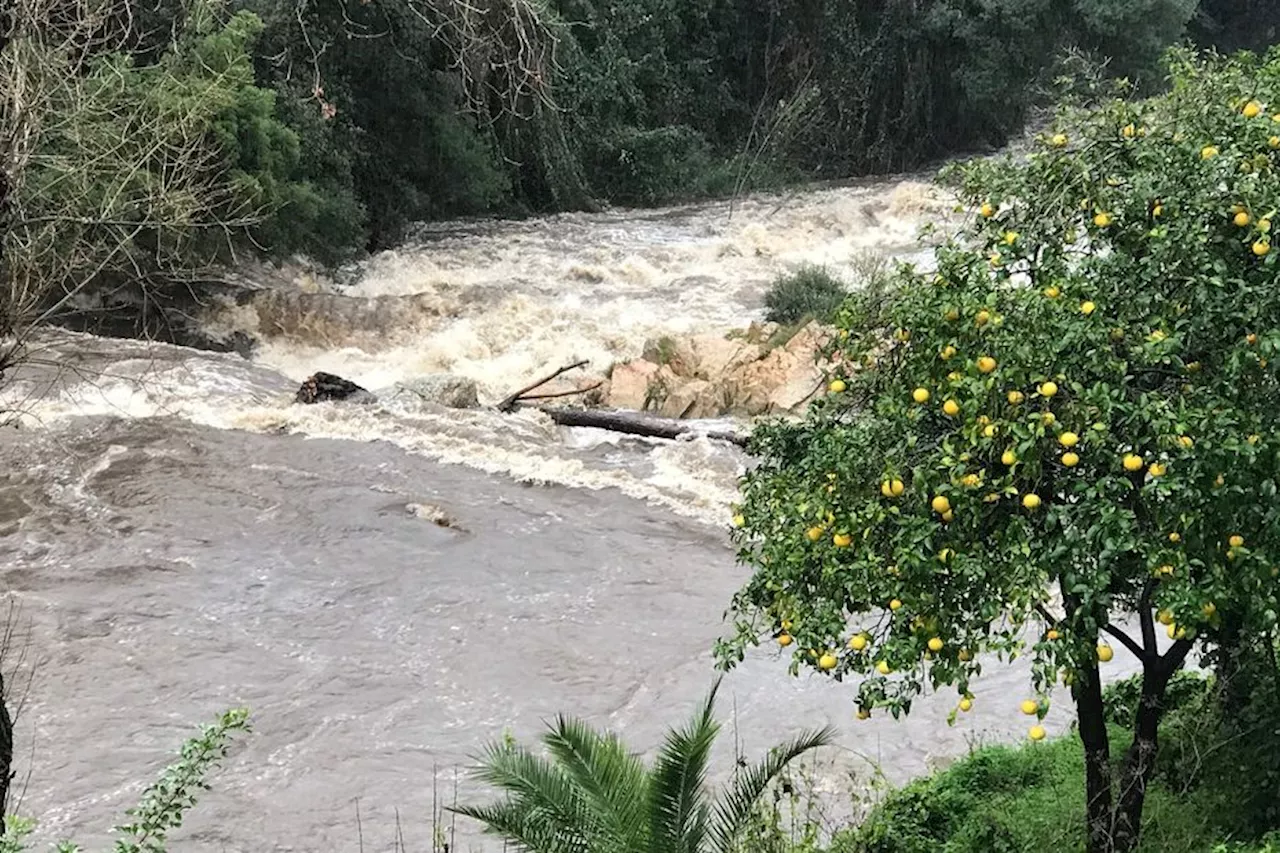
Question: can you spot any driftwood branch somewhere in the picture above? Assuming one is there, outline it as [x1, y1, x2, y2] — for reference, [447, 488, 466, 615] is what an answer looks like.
[517, 381, 603, 402]
[535, 406, 749, 448]
[497, 360, 589, 412]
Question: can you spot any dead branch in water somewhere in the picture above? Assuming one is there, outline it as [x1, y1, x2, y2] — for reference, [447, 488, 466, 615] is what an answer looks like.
[535, 406, 749, 448]
[496, 360, 589, 412]
[516, 381, 604, 402]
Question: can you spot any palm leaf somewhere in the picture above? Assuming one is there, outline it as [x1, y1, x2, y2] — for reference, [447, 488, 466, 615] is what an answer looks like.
[706, 724, 837, 853]
[450, 739, 599, 852]
[540, 714, 650, 853]
[451, 799, 588, 853]
[646, 676, 723, 853]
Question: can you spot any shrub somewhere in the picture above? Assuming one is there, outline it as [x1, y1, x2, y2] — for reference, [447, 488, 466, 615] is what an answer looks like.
[764, 266, 848, 325]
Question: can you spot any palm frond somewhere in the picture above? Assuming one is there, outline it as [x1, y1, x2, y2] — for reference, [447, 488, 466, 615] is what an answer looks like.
[706, 724, 837, 853]
[646, 676, 723, 853]
[450, 799, 589, 853]
[540, 714, 650, 852]
[450, 738, 599, 851]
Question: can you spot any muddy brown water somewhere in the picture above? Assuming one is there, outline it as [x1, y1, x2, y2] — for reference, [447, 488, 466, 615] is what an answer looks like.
[0, 178, 1147, 850]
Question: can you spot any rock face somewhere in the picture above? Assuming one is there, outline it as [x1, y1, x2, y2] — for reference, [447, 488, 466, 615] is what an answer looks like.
[386, 375, 481, 410]
[295, 372, 376, 405]
[606, 321, 831, 419]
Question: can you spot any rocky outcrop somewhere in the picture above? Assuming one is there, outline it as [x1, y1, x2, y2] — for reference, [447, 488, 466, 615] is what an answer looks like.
[605, 321, 831, 419]
[295, 372, 376, 404]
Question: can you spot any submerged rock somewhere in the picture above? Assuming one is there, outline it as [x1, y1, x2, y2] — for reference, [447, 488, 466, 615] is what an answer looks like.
[386, 375, 480, 410]
[295, 372, 376, 404]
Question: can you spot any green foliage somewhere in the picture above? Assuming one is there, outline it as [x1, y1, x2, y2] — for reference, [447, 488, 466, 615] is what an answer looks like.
[0, 709, 249, 852]
[452, 677, 834, 853]
[844, 668, 1280, 853]
[764, 267, 848, 326]
[719, 45, 1280, 850]
[1100, 670, 1211, 727]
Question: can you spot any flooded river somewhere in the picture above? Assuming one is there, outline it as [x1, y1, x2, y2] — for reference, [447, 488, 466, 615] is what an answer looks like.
[0, 178, 1141, 850]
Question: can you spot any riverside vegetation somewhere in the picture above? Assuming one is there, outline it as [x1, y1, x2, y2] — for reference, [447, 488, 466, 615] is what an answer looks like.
[3, 2, 1280, 852]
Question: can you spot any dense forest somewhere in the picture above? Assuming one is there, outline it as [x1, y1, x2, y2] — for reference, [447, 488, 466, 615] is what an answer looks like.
[0, 0, 1277, 335]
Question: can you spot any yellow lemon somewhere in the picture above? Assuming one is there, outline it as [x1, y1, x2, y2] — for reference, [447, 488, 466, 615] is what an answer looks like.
[1041, 412, 1057, 426]
[1178, 436, 1194, 449]
[833, 533, 853, 548]
[941, 510, 954, 523]
[1270, 136, 1280, 149]
[1004, 231, 1019, 245]
[876, 660, 892, 675]
[1039, 381, 1058, 397]
[1169, 532, 1181, 543]
[1062, 452, 1080, 467]
[1123, 453, 1144, 472]
[1029, 725, 1047, 741]
[1156, 564, 1174, 578]
[975, 309, 991, 326]
[1051, 133, 1068, 147]
[1047, 629, 1061, 641]
[778, 633, 793, 647]
[1247, 333, 1258, 345]
[1254, 240, 1271, 256]
[850, 634, 868, 651]
[1203, 602, 1217, 618]
[1243, 100, 1263, 118]
[732, 514, 745, 527]
[940, 345, 957, 360]
[1059, 431, 1079, 447]
[983, 424, 997, 439]
[931, 495, 951, 514]
[959, 698, 973, 712]
[961, 474, 981, 488]
[890, 479, 905, 497]
[1001, 449, 1017, 466]
[1202, 145, 1220, 159]
[818, 653, 838, 671]
[880, 481, 894, 498]
[1020, 699, 1039, 715]
[806, 526, 824, 542]
[782, 619, 793, 630]
[943, 399, 960, 417]
[889, 598, 903, 611]
[1007, 390, 1025, 405]
[1043, 285, 1061, 299]
[977, 356, 997, 374]
[1235, 211, 1252, 227]
[927, 637, 944, 653]
[1152, 204, 1164, 217]
[945, 307, 960, 321]
[1081, 301, 1096, 315]
[1148, 462, 1167, 477]
[829, 379, 847, 393]
[1022, 493, 1042, 510]
[857, 708, 871, 720]
[980, 202, 996, 218]
[1122, 123, 1136, 138]
[1093, 212, 1112, 228]
[913, 387, 931, 403]
[958, 648, 973, 662]
[1229, 534, 1244, 548]
[1158, 609, 1174, 626]
[1097, 644, 1114, 662]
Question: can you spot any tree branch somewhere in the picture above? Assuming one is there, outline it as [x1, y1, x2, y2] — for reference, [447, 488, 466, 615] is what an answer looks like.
[1137, 578, 1157, 657]
[497, 360, 589, 412]
[1101, 623, 1147, 661]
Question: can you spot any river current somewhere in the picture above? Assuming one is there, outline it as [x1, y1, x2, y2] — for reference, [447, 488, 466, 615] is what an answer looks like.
[0, 177, 1141, 850]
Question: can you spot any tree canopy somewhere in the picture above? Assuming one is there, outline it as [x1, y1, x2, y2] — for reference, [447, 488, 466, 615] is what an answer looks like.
[718, 46, 1280, 852]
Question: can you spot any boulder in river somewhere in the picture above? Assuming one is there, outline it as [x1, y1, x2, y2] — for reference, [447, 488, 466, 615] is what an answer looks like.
[607, 360, 661, 410]
[295, 372, 377, 404]
[387, 375, 481, 410]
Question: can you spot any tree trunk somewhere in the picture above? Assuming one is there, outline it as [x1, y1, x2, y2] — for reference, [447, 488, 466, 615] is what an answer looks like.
[1111, 666, 1172, 852]
[1072, 659, 1116, 853]
[534, 406, 749, 448]
[1213, 612, 1251, 716]
[0, 669, 11, 816]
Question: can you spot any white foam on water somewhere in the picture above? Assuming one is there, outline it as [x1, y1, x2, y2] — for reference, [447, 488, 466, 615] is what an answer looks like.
[7, 177, 953, 529]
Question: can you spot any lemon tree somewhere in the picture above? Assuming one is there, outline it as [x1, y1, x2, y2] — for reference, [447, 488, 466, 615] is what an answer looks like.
[718, 48, 1280, 853]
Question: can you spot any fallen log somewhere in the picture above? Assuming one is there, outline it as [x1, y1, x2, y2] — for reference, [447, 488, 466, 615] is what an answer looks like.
[535, 405, 750, 448]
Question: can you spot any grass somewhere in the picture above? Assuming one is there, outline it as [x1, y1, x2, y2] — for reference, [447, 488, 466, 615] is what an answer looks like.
[736, 670, 1280, 853]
